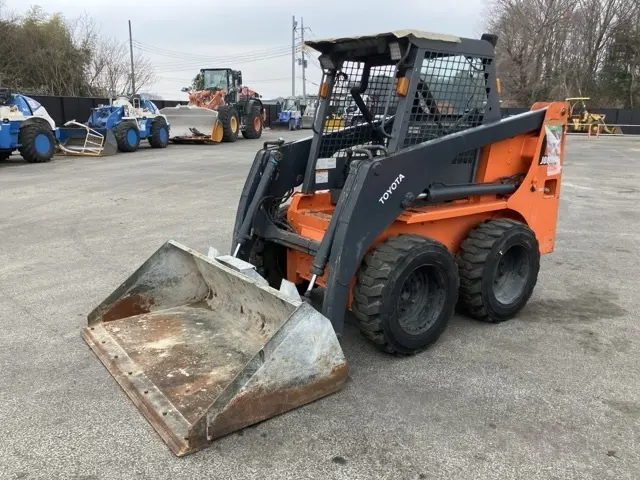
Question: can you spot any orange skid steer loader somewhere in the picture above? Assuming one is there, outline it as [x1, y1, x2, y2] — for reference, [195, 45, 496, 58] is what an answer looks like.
[83, 29, 567, 456]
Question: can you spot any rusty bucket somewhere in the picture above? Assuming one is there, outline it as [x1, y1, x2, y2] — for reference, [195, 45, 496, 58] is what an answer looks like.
[83, 240, 348, 456]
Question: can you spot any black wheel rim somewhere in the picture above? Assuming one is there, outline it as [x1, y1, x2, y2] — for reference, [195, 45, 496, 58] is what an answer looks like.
[493, 244, 530, 305]
[396, 265, 447, 336]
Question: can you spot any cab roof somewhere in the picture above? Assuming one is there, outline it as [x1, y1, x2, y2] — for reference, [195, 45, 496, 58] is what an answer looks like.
[305, 29, 461, 54]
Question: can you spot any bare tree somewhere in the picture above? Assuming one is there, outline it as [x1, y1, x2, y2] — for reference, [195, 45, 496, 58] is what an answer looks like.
[486, 0, 640, 106]
[87, 37, 155, 97]
[0, 5, 155, 97]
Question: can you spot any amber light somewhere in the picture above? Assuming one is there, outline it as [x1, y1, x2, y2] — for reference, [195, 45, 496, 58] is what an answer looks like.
[396, 77, 409, 97]
[319, 82, 329, 98]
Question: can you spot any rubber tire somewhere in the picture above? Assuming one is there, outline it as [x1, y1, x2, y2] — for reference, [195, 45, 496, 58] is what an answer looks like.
[19, 124, 55, 163]
[242, 106, 263, 139]
[352, 235, 459, 355]
[457, 219, 540, 323]
[218, 105, 240, 143]
[0, 151, 11, 161]
[114, 121, 140, 152]
[148, 118, 169, 148]
[248, 205, 290, 289]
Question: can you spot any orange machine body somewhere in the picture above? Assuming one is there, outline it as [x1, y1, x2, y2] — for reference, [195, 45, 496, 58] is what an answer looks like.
[284, 102, 567, 304]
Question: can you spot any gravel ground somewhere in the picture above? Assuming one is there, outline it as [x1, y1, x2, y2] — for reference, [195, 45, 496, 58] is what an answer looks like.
[0, 131, 638, 480]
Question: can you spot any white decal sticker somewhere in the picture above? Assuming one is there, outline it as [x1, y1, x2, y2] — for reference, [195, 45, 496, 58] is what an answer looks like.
[316, 157, 337, 169]
[315, 170, 329, 184]
[378, 174, 405, 204]
[541, 123, 562, 175]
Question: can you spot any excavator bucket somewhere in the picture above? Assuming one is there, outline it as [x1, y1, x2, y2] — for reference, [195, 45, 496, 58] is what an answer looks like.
[82, 240, 348, 456]
[160, 105, 220, 143]
[57, 121, 118, 156]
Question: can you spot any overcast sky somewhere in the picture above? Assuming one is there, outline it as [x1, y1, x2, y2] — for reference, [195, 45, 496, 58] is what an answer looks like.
[5, 0, 488, 99]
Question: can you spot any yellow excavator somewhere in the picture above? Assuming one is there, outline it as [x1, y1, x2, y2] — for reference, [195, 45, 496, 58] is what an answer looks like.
[566, 97, 619, 134]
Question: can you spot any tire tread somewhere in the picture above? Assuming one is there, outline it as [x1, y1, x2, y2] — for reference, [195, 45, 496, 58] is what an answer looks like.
[457, 218, 538, 323]
[352, 235, 457, 355]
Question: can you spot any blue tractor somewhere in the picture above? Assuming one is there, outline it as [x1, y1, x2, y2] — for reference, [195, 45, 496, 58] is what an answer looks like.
[0, 88, 58, 163]
[86, 96, 170, 153]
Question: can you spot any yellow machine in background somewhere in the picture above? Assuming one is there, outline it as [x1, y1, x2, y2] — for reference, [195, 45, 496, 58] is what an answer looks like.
[566, 97, 619, 134]
[324, 112, 345, 130]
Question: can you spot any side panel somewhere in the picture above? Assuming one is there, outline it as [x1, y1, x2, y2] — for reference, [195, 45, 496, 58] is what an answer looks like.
[506, 102, 567, 254]
[0, 120, 20, 150]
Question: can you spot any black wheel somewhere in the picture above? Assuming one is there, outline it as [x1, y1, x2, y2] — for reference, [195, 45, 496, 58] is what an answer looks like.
[114, 121, 140, 152]
[148, 117, 169, 148]
[352, 235, 459, 355]
[242, 106, 263, 139]
[248, 205, 290, 288]
[217, 105, 240, 142]
[457, 219, 540, 323]
[0, 151, 11, 161]
[19, 124, 55, 163]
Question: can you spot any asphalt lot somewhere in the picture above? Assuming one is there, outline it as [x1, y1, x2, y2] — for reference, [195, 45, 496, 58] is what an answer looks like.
[1, 131, 639, 480]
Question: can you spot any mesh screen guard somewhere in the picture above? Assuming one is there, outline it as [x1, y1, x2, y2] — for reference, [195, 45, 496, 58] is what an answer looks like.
[310, 46, 495, 192]
[318, 62, 399, 162]
[320, 51, 492, 161]
[405, 51, 492, 165]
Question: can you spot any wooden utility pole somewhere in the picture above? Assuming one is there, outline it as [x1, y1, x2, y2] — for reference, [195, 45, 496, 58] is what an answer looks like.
[128, 20, 136, 95]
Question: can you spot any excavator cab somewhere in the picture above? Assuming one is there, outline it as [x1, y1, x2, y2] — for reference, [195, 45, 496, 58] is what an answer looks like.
[85, 29, 567, 456]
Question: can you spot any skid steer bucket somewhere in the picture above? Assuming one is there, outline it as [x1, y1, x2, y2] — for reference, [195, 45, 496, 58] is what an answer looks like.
[160, 105, 220, 143]
[83, 240, 348, 456]
[58, 121, 117, 156]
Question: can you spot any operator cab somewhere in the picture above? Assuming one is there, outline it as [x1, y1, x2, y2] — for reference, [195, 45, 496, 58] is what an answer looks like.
[201, 68, 242, 91]
[302, 30, 501, 198]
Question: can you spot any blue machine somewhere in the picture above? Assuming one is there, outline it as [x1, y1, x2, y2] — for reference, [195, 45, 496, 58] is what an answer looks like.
[277, 97, 302, 130]
[86, 96, 170, 153]
[0, 88, 59, 163]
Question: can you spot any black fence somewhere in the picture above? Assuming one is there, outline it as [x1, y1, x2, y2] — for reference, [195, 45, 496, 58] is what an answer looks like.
[29, 95, 282, 129]
[25, 95, 640, 134]
[29, 95, 184, 127]
[502, 107, 640, 135]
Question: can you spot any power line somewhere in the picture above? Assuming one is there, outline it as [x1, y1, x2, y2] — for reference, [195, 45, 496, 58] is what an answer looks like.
[137, 44, 301, 73]
[151, 51, 298, 73]
[160, 76, 291, 83]
[150, 49, 298, 72]
[137, 49, 296, 69]
[134, 40, 290, 56]
[133, 40, 293, 62]
[307, 55, 322, 70]
[298, 76, 319, 87]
